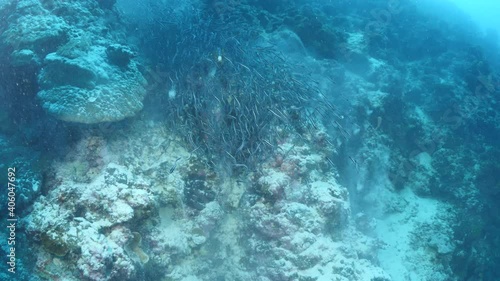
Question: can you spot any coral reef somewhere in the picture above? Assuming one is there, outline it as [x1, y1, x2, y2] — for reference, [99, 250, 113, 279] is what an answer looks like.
[0, 135, 42, 211]
[1, 0, 499, 280]
[0, 0, 147, 124]
[244, 134, 390, 281]
[19, 116, 390, 280]
[24, 159, 157, 280]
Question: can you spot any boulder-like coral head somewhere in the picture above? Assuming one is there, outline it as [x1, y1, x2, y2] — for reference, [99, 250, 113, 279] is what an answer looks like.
[37, 46, 147, 124]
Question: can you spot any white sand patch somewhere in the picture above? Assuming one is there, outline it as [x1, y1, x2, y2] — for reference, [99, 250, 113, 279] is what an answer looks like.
[375, 188, 454, 280]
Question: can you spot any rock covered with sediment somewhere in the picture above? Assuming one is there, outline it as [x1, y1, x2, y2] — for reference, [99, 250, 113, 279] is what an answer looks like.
[24, 161, 156, 280]
[239, 134, 391, 281]
[20, 118, 391, 281]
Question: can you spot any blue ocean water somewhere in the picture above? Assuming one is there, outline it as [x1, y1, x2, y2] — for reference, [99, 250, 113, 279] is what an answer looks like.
[0, 0, 499, 280]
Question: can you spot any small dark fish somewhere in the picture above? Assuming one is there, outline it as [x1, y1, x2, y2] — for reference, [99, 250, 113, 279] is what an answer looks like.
[169, 157, 182, 174]
[326, 157, 335, 168]
[349, 156, 360, 172]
